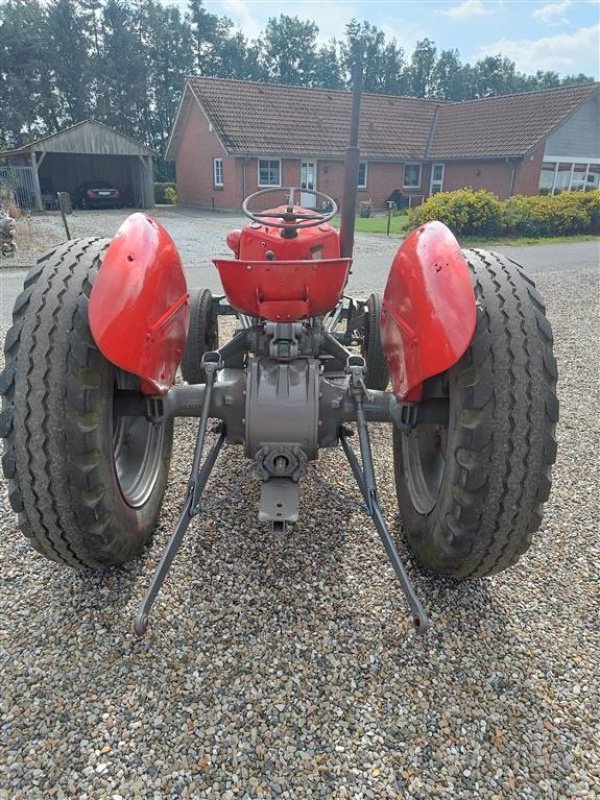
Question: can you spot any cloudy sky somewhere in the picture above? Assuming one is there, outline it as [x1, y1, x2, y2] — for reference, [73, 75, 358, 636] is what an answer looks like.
[190, 0, 599, 78]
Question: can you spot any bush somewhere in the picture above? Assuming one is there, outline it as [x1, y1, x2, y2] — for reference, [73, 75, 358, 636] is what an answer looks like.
[359, 199, 373, 218]
[408, 187, 600, 238]
[163, 186, 178, 205]
[154, 182, 177, 204]
[409, 188, 504, 237]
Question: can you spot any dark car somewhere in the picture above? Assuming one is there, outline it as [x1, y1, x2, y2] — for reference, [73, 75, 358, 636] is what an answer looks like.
[74, 180, 122, 210]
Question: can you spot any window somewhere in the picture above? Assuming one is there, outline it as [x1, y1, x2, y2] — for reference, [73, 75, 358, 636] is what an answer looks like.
[213, 158, 223, 187]
[538, 158, 600, 194]
[404, 163, 421, 188]
[430, 163, 444, 195]
[258, 159, 281, 187]
[357, 161, 368, 189]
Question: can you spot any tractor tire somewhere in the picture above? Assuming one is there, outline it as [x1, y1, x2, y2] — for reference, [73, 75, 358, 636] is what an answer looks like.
[362, 291, 389, 390]
[0, 238, 173, 569]
[180, 288, 218, 384]
[393, 249, 558, 579]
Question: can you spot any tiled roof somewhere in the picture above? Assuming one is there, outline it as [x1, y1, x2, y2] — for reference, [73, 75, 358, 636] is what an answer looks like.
[179, 77, 599, 161]
[429, 83, 599, 159]
[187, 77, 438, 159]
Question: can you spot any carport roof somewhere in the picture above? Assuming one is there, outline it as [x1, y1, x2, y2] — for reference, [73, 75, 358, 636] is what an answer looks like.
[0, 119, 155, 158]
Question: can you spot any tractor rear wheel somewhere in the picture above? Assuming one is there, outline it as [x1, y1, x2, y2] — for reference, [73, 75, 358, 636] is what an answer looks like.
[393, 249, 558, 578]
[0, 238, 173, 568]
[180, 288, 218, 384]
[362, 291, 389, 390]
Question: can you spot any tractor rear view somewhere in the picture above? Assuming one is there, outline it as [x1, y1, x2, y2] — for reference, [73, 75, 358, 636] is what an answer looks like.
[0, 77, 557, 636]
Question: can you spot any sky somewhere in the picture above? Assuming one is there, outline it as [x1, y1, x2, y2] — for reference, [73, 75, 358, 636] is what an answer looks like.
[194, 0, 600, 78]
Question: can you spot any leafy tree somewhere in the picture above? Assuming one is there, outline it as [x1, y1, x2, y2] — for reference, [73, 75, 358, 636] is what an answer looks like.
[46, 0, 92, 125]
[471, 54, 517, 97]
[0, 0, 58, 145]
[187, 0, 220, 75]
[145, 0, 193, 153]
[260, 15, 318, 85]
[407, 38, 437, 97]
[312, 40, 344, 89]
[95, 0, 146, 139]
[430, 48, 464, 100]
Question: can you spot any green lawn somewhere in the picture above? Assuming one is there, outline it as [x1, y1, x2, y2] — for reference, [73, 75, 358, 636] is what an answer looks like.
[331, 214, 599, 245]
[330, 213, 410, 235]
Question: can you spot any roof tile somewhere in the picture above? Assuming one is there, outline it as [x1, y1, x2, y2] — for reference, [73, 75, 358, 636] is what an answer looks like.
[184, 77, 599, 161]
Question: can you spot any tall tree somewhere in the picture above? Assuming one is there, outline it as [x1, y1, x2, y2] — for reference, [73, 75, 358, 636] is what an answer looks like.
[407, 38, 437, 97]
[145, 0, 193, 152]
[260, 15, 319, 85]
[314, 40, 344, 89]
[46, 0, 91, 125]
[430, 48, 464, 100]
[187, 0, 220, 74]
[0, 0, 58, 145]
[342, 20, 407, 94]
[471, 54, 517, 97]
[95, 0, 146, 139]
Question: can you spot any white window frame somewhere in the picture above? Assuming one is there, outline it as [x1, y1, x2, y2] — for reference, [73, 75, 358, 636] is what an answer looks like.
[404, 163, 421, 189]
[213, 157, 223, 187]
[357, 161, 368, 189]
[430, 163, 444, 195]
[258, 158, 281, 188]
[540, 156, 600, 194]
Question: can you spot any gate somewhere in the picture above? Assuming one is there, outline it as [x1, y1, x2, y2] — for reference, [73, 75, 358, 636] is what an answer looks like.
[0, 165, 37, 210]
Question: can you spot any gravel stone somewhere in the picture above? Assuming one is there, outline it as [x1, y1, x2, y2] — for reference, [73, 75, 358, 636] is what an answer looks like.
[0, 227, 598, 799]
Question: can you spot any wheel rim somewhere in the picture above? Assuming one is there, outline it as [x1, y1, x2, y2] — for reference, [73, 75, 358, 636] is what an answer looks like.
[402, 423, 448, 515]
[112, 371, 164, 508]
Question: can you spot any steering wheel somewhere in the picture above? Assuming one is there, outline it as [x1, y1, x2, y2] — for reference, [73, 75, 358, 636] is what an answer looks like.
[242, 187, 338, 229]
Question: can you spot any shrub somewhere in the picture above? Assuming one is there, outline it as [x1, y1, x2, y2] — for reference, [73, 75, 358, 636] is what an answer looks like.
[163, 186, 178, 205]
[359, 199, 373, 218]
[409, 187, 600, 238]
[154, 182, 177, 204]
[409, 188, 504, 237]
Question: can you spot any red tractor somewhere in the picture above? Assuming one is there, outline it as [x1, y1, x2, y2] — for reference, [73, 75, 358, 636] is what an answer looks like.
[0, 85, 557, 636]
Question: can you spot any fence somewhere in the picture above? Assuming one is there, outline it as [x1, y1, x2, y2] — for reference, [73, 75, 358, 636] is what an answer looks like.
[0, 165, 37, 210]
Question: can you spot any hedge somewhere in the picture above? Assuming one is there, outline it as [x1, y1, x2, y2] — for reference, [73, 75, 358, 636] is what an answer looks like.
[409, 188, 600, 238]
[154, 182, 177, 204]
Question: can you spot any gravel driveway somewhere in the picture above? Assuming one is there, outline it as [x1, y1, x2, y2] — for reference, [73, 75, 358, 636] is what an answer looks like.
[0, 213, 598, 798]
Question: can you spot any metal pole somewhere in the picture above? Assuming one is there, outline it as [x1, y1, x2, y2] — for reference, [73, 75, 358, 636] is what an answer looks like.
[339, 61, 363, 260]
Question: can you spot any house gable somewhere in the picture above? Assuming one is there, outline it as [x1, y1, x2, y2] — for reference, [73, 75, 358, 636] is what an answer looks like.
[544, 93, 600, 160]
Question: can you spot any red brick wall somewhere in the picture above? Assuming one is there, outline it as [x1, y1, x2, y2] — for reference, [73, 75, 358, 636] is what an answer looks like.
[176, 101, 545, 209]
[317, 161, 430, 210]
[175, 100, 240, 209]
[442, 160, 516, 199]
[513, 145, 544, 196]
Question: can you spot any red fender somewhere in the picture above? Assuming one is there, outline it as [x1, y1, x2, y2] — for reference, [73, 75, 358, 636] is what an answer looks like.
[380, 221, 476, 400]
[88, 213, 189, 395]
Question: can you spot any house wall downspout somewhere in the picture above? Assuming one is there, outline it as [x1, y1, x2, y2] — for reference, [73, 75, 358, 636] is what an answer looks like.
[508, 158, 517, 197]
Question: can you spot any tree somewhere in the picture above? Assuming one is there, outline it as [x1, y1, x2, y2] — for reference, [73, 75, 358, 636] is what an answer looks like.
[313, 40, 344, 89]
[260, 15, 318, 85]
[95, 0, 147, 140]
[407, 38, 437, 97]
[46, 0, 92, 126]
[187, 0, 220, 75]
[430, 48, 464, 100]
[471, 54, 517, 97]
[0, 0, 58, 145]
[145, 0, 194, 154]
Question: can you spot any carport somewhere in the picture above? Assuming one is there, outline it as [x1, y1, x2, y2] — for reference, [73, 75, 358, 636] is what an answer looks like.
[0, 119, 155, 210]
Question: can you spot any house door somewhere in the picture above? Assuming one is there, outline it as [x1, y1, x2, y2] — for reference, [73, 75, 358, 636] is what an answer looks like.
[300, 161, 317, 208]
[430, 163, 444, 195]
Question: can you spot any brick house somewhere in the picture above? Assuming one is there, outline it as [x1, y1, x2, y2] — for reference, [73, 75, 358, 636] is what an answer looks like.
[166, 78, 599, 211]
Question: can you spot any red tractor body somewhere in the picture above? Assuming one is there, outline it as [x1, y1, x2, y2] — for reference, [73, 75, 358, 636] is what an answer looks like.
[1, 77, 557, 638]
